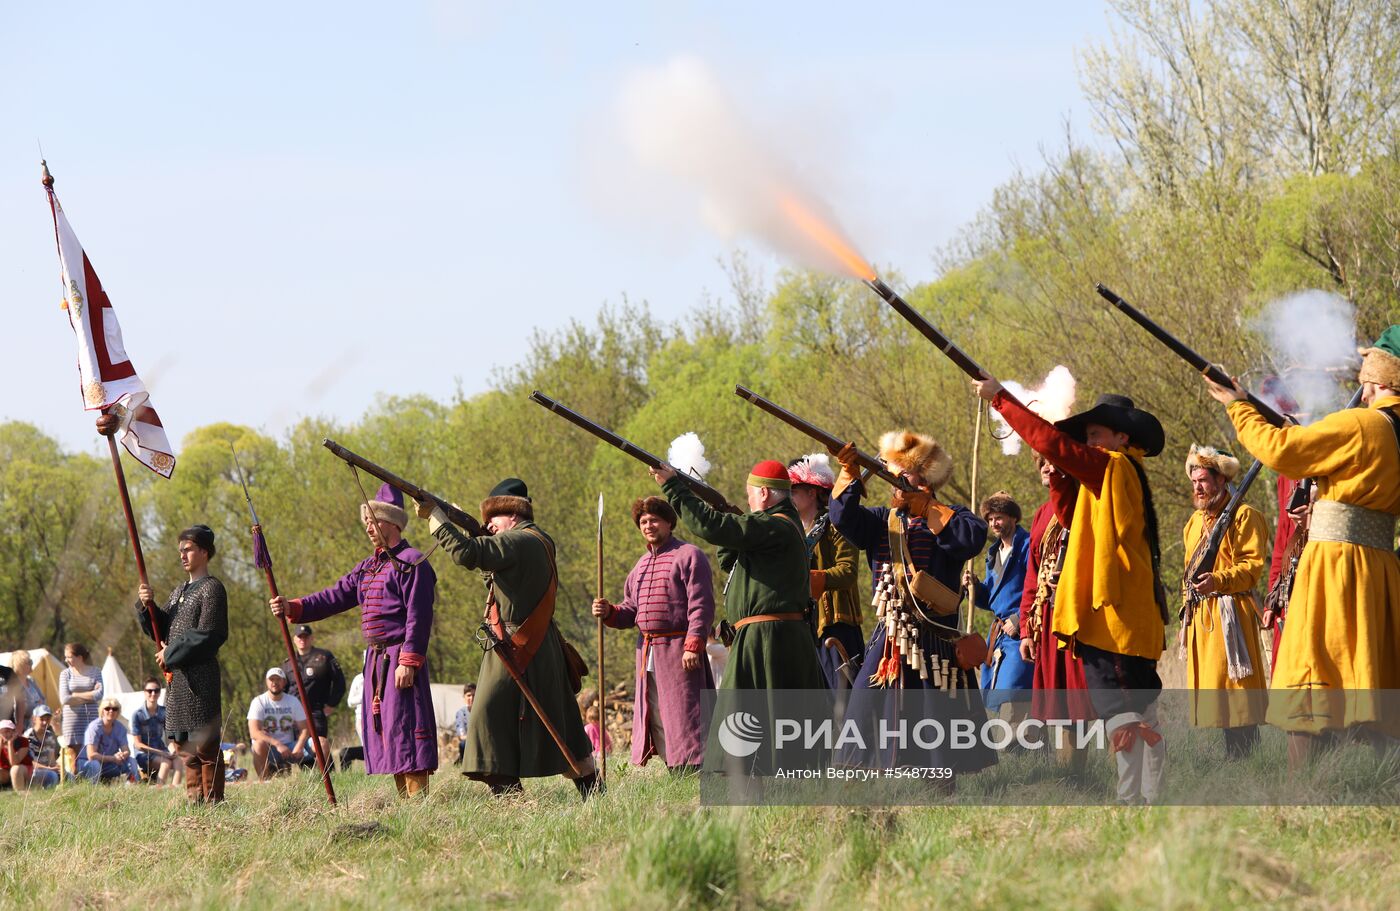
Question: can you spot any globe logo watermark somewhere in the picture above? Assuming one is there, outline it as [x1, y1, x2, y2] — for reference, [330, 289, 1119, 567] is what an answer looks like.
[717, 711, 764, 757]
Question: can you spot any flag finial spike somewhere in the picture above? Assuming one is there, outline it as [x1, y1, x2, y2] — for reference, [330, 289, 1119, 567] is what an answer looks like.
[40, 158, 53, 189]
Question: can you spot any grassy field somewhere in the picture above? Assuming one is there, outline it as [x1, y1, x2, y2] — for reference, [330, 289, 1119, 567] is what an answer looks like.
[4, 758, 1398, 911]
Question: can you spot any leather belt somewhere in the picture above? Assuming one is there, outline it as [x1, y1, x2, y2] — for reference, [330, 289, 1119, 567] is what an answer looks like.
[733, 612, 805, 630]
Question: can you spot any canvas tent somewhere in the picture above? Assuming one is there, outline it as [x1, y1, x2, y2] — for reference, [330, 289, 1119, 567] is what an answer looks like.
[0, 648, 65, 722]
[429, 682, 467, 733]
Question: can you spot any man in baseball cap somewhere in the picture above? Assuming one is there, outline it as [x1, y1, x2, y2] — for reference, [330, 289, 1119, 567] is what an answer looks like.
[246, 667, 314, 781]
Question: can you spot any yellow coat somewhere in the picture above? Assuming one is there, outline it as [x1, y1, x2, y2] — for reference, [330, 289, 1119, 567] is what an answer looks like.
[1181, 503, 1270, 727]
[1054, 449, 1165, 659]
[1227, 395, 1400, 734]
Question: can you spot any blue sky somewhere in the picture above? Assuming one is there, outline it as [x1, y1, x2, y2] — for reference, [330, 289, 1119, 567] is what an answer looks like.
[0, 2, 1111, 454]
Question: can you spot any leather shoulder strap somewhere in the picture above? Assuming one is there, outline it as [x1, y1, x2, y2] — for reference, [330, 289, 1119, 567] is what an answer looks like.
[489, 528, 558, 670]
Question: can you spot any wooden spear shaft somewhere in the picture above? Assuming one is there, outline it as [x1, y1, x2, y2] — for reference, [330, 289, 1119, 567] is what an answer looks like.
[596, 492, 606, 784]
[963, 403, 983, 635]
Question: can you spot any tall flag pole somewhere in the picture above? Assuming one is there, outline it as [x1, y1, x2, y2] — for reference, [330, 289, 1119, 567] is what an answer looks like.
[42, 161, 176, 648]
[231, 444, 337, 805]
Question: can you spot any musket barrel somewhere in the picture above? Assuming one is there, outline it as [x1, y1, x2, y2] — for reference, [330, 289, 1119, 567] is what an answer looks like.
[865, 277, 989, 380]
[732, 385, 913, 491]
[321, 438, 483, 535]
[1094, 284, 1289, 428]
[529, 391, 739, 513]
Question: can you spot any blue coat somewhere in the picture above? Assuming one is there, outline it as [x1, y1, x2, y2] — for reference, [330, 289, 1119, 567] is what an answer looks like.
[974, 526, 1034, 708]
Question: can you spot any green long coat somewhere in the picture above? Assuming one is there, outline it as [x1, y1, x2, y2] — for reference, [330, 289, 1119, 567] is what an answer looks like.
[662, 477, 827, 690]
[434, 520, 592, 778]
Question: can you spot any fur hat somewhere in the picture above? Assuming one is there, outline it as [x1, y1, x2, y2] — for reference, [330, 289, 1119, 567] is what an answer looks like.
[979, 491, 1022, 522]
[631, 495, 678, 528]
[877, 430, 953, 490]
[361, 483, 408, 530]
[481, 477, 533, 523]
[747, 460, 792, 490]
[1358, 325, 1400, 390]
[787, 452, 836, 489]
[1185, 444, 1240, 480]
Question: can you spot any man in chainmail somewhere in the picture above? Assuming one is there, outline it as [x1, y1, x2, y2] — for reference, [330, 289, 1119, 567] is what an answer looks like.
[136, 524, 229, 803]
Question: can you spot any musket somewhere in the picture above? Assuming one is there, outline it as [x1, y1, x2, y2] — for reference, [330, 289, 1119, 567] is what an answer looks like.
[1095, 284, 1291, 427]
[732, 385, 914, 491]
[231, 444, 337, 806]
[863, 277, 993, 381]
[529, 391, 740, 513]
[322, 439, 484, 536]
[1181, 459, 1265, 627]
[476, 620, 588, 777]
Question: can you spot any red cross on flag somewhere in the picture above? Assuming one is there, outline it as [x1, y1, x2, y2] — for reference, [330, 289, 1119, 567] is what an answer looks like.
[45, 172, 176, 478]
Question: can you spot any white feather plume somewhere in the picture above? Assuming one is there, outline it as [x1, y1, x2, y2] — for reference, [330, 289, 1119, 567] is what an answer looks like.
[991, 365, 1078, 456]
[668, 432, 712, 479]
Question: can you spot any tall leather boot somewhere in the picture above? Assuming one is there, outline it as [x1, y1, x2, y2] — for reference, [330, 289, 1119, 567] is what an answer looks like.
[182, 753, 207, 804]
[203, 749, 226, 804]
[403, 771, 429, 797]
[394, 773, 408, 798]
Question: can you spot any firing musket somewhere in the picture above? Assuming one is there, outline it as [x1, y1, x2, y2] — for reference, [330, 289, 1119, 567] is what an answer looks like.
[529, 391, 741, 513]
[1095, 284, 1291, 427]
[862, 278, 998, 383]
[732, 385, 914, 491]
[1180, 459, 1265, 627]
[230, 444, 337, 806]
[322, 439, 485, 536]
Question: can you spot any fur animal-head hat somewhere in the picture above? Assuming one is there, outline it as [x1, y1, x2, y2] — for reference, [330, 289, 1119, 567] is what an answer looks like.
[361, 483, 408, 530]
[878, 430, 953, 490]
[481, 477, 534, 523]
[1358, 325, 1400, 390]
[787, 452, 836, 489]
[979, 491, 1022, 522]
[1184, 444, 1240, 481]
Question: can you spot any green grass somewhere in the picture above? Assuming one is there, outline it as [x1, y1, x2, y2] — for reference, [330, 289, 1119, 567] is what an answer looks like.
[4, 761, 1399, 910]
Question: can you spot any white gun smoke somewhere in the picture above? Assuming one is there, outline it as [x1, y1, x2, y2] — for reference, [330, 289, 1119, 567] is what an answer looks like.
[1251, 290, 1357, 420]
[668, 432, 712, 480]
[990, 365, 1077, 455]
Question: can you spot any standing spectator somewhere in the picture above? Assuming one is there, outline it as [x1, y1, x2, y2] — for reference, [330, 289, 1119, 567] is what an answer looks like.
[0, 719, 33, 790]
[23, 705, 60, 788]
[78, 698, 136, 783]
[581, 698, 611, 761]
[247, 667, 315, 781]
[339, 661, 365, 771]
[453, 684, 475, 765]
[131, 677, 181, 784]
[58, 642, 103, 778]
[280, 624, 347, 746]
[4, 651, 46, 727]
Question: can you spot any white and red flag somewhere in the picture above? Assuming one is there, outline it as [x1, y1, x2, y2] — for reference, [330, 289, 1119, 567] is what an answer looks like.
[45, 174, 176, 478]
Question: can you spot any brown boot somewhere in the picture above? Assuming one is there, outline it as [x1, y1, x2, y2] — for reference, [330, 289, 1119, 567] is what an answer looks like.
[183, 756, 206, 804]
[202, 751, 226, 804]
[394, 773, 408, 798]
[403, 771, 429, 798]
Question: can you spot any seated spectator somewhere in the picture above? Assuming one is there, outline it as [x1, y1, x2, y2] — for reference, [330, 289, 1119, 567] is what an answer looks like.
[23, 705, 60, 788]
[454, 683, 475, 765]
[221, 742, 250, 782]
[131, 677, 181, 785]
[78, 698, 136, 783]
[247, 667, 315, 781]
[0, 719, 33, 790]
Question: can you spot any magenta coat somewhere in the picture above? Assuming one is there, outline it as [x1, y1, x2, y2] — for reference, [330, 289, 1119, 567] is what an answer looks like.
[605, 536, 715, 767]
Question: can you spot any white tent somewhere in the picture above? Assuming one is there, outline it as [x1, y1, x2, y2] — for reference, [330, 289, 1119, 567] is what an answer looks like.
[102, 651, 135, 696]
[429, 682, 467, 733]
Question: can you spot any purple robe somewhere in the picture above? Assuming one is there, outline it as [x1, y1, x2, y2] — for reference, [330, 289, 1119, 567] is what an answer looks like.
[294, 539, 438, 775]
[604, 536, 714, 767]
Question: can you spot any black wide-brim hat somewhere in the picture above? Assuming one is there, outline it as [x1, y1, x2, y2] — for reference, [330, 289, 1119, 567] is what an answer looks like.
[1054, 393, 1165, 457]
